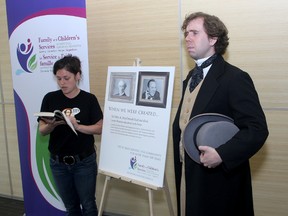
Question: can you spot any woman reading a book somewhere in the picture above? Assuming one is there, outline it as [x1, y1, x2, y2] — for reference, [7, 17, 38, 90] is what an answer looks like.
[37, 55, 103, 216]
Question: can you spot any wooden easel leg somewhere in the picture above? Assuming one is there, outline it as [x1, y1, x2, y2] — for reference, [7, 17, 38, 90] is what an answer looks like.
[146, 188, 154, 216]
[164, 175, 175, 216]
[98, 176, 111, 216]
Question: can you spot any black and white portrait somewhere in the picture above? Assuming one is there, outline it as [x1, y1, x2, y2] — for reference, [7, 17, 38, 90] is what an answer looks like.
[136, 71, 169, 108]
[108, 72, 136, 103]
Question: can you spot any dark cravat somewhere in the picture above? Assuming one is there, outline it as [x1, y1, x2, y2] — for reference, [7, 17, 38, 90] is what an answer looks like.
[189, 54, 218, 92]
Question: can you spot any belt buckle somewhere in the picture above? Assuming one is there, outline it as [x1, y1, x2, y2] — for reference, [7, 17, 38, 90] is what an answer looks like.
[63, 155, 75, 165]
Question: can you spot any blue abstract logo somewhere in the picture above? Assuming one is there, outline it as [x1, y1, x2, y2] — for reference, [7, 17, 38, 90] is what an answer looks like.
[16, 38, 37, 74]
[130, 156, 137, 170]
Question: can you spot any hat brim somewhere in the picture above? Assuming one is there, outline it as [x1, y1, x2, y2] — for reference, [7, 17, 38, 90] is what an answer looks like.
[183, 113, 238, 164]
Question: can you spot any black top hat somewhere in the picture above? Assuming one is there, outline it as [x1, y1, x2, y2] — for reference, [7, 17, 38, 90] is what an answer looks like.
[183, 113, 239, 164]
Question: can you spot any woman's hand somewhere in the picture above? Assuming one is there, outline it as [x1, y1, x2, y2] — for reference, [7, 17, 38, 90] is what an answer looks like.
[38, 117, 65, 136]
[68, 115, 80, 130]
[69, 116, 103, 135]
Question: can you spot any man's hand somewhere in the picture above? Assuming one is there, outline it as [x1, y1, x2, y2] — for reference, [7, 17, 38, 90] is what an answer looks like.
[198, 146, 222, 168]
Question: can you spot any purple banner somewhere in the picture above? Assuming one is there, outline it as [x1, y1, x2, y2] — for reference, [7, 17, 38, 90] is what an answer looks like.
[6, 0, 86, 37]
[5, 1, 88, 215]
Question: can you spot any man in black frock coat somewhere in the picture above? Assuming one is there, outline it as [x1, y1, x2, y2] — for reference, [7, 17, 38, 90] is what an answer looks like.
[173, 12, 269, 216]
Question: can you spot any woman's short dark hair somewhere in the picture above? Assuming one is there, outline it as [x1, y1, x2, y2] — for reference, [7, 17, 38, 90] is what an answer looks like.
[182, 12, 229, 55]
[53, 55, 82, 75]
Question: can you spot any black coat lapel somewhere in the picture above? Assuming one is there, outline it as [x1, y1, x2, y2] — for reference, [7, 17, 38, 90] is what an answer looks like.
[191, 56, 226, 116]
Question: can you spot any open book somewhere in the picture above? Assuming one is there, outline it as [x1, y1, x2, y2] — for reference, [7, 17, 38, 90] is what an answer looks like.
[34, 110, 77, 135]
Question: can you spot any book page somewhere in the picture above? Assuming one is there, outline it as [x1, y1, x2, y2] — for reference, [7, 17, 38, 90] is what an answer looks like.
[34, 111, 77, 135]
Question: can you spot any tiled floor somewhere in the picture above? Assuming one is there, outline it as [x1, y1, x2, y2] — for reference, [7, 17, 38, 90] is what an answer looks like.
[0, 196, 25, 216]
[0, 196, 128, 216]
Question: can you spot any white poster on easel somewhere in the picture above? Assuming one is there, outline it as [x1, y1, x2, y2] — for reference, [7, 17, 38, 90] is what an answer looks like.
[99, 66, 175, 189]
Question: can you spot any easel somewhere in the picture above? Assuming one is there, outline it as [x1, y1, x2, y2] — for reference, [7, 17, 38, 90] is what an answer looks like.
[97, 58, 175, 216]
[97, 173, 174, 216]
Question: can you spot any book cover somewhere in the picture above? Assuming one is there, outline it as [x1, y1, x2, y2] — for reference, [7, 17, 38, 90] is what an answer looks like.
[34, 110, 77, 135]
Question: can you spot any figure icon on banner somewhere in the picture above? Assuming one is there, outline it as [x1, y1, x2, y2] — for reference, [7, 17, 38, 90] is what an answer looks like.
[16, 38, 36, 73]
[142, 79, 161, 100]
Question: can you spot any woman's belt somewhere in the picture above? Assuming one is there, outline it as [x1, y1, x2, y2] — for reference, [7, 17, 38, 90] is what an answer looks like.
[51, 150, 95, 165]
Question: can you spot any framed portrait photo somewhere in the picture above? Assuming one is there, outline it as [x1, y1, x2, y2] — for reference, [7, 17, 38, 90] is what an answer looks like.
[136, 71, 169, 108]
[108, 72, 136, 103]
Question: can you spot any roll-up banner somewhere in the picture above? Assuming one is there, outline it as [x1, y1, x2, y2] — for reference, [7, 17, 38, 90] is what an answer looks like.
[5, 1, 90, 215]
